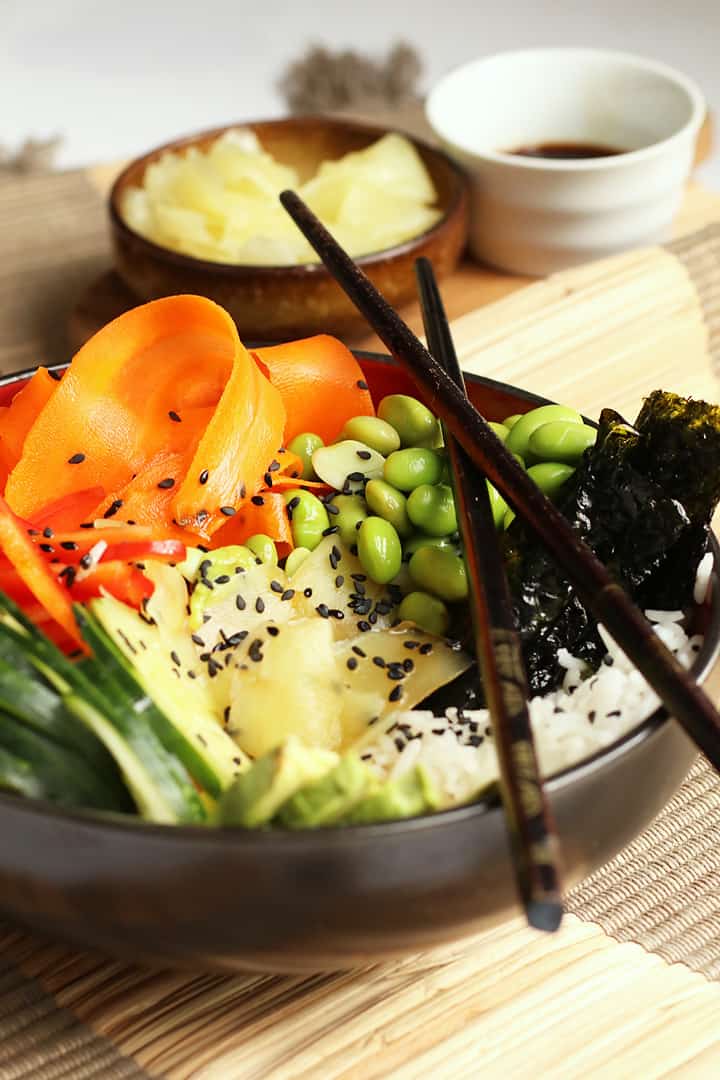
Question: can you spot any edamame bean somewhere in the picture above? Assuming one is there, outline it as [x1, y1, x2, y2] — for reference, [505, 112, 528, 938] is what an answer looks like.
[356, 517, 402, 584]
[384, 448, 443, 491]
[407, 483, 458, 537]
[526, 462, 576, 499]
[527, 421, 596, 464]
[365, 479, 412, 538]
[505, 404, 584, 460]
[312, 440, 384, 493]
[287, 432, 324, 481]
[245, 533, 278, 565]
[398, 591, 450, 636]
[332, 494, 368, 546]
[408, 547, 468, 602]
[403, 533, 457, 560]
[378, 394, 439, 447]
[502, 413, 522, 430]
[284, 546, 312, 576]
[487, 481, 509, 530]
[283, 489, 329, 551]
[488, 421, 510, 443]
[339, 416, 401, 456]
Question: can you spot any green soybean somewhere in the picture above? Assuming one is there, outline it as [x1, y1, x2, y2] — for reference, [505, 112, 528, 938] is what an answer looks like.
[246, 533, 278, 564]
[284, 546, 312, 576]
[357, 517, 403, 584]
[488, 421, 510, 443]
[332, 494, 368, 546]
[339, 415, 401, 456]
[384, 448, 443, 491]
[502, 413, 522, 430]
[283, 489, 329, 551]
[287, 432, 324, 480]
[487, 481, 509, 530]
[408, 547, 468, 602]
[526, 461, 576, 499]
[505, 404, 584, 460]
[378, 394, 439, 447]
[365, 479, 412, 538]
[406, 483, 457, 537]
[527, 421, 596, 464]
[402, 533, 457, 560]
[398, 591, 450, 636]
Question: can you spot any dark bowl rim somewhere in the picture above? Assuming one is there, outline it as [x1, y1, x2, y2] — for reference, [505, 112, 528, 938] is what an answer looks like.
[107, 114, 470, 278]
[0, 354, 717, 842]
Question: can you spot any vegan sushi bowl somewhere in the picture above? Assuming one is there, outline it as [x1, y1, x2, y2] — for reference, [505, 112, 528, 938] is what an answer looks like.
[0, 294, 717, 970]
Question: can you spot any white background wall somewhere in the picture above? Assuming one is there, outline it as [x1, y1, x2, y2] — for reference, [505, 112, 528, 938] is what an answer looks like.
[3, 0, 720, 185]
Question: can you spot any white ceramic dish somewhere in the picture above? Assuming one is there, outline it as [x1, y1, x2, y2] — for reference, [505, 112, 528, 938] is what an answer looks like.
[426, 49, 705, 276]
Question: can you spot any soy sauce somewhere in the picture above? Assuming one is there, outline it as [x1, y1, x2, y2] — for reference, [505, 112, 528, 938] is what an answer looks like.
[510, 142, 624, 160]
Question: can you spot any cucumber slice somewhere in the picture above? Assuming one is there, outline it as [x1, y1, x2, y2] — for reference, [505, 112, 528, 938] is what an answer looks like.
[0, 710, 128, 810]
[0, 594, 206, 824]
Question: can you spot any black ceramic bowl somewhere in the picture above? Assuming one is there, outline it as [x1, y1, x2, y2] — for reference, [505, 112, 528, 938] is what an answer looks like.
[0, 356, 716, 973]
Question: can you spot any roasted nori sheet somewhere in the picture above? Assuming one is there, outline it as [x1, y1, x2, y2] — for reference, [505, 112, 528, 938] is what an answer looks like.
[503, 392, 720, 694]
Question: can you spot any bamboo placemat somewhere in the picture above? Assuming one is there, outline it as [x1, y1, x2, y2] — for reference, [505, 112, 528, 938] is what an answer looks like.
[2, 167, 720, 1076]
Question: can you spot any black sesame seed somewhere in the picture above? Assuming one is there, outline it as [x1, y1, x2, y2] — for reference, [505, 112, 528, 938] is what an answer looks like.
[388, 685, 403, 703]
[316, 603, 330, 618]
[191, 633, 205, 646]
[351, 573, 367, 582]
[351, 645, 366, 657]
[59, 565, 76, 586]
[404, 640, 419, 650]
[326, 502, 339, 515]
[403, 658, 414, 672]
[357, 379, 369, 390]
[356, 449, 372, 461]
[67, 453, 85, 464]
[372, 656, 386, 668]
[286, 496, 300, 515]
[468, 735, 483, 748]
[281, 589, 295, 601]
[255, 596, 265, 613]
[347, 657, 358, 671]
[42, 527, 54, 538]
[358, 620, 371, 632]
[394, 736, 405, 752]
[330, 609, 345, 619]
[196, 509, 209, 523]
[103, 499, 123, 519]
[588, 710, 597, 723]
[303, 587, 313, 597]
[270, 580, 284, 593]
[248, 639, 264, 662]
[347, 471, 364, 482]
[387, 668, 405, 681]
[157, 477, 175, 490]
[39, 543, 54, 553]
[214, 574, 231, 585]
[199, 469, 209, 485]
[268, 459, 281, 472]
[79, 553, 92, 570]
[419, 643, 433, 655]
[60, 541, 78, 551]
[322, 525, 339, 537]
[264, 472, 273, 487]
[168, 410, 181, 422]
[251, 495, 265, 507]
[235, 595, 246, 611]
[606, 709, 622, 717]
[267, 625, 280, 637]
[335, 575, 344, 588]
[170, 650, 181, 666]
[329, 551, 339, 571]
[220, 506, 236, 517]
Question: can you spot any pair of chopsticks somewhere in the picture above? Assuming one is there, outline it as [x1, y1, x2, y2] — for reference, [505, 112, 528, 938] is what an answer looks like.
[279, 189, 720, 930]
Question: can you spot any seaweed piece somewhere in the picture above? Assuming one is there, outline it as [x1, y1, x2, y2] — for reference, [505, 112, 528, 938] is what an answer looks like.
[504, 392, 720, 693]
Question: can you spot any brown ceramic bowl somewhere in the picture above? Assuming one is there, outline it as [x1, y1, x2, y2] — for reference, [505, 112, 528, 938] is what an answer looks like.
[0, 355, 717, 973]
[108, 116, 469, 341]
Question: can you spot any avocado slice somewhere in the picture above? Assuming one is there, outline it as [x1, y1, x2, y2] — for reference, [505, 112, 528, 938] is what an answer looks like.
[337, 765, 440, 825]
[218, 737, 338, 827]
[274, 754, 372, 828]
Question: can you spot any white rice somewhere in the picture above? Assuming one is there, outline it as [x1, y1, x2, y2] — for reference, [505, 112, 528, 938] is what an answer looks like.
[360, 610, 704, 807]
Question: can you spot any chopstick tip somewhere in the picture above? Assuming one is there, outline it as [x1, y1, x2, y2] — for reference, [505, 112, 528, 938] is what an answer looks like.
[526, 898, 564, 933]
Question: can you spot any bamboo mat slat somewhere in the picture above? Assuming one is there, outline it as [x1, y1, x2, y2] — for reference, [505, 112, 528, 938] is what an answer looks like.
[2, 166, 720, 1077]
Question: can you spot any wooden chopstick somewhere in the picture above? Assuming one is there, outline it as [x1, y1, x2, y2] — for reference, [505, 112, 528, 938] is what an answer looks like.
[415, 257, 563, 932]
[279, 188, 720, 775]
